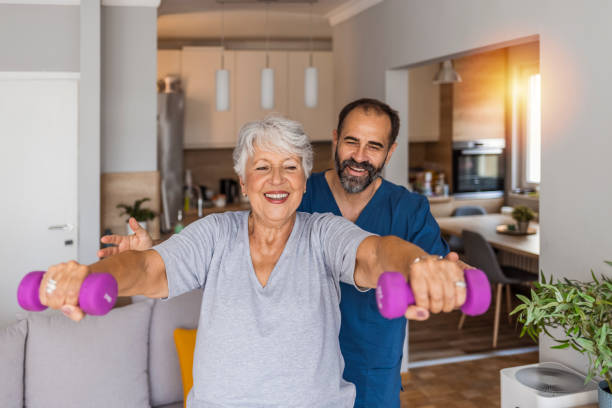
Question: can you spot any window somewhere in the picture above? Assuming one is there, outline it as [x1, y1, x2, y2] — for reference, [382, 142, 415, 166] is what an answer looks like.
[525, 73, 541, 184]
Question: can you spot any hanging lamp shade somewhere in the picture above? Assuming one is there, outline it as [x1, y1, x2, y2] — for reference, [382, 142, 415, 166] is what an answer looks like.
[216, 68, 230, 111]
[304, 66, 318, 108]
[433, 59, 462, 84]
[261, 67, 275, 110]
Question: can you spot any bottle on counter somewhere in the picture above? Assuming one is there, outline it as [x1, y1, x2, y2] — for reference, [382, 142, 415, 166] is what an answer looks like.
[174, 209, 184, 234]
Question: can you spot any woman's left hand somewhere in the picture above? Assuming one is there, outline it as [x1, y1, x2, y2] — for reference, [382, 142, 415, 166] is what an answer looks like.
[403, 252, 467, 321]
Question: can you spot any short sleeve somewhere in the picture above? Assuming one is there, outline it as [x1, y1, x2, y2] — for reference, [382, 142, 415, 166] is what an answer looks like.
[313, 213, 376, 289]
[408, 195, 450, 257]
[153, 215, 220, 298]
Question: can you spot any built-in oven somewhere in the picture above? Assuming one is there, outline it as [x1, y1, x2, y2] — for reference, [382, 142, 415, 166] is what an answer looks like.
[452, 139, 505, 197]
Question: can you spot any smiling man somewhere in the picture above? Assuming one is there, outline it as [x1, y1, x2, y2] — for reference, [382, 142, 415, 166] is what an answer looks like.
[298, 98, 450, 408]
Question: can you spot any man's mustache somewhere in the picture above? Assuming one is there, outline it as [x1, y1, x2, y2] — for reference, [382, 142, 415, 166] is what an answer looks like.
[340, 158, 376, 174]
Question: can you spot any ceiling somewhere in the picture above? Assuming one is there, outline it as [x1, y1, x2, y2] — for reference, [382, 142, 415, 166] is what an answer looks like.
[158, 0, 351, 17]
[157, 0, 352, 40]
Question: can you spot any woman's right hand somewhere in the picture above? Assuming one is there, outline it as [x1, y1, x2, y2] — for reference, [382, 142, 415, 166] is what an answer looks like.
[97, 217, 154, 258]
[39, 260, 90, 322]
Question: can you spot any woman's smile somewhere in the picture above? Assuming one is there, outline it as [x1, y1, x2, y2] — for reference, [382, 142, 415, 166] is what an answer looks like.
[263, 191, 290, 203]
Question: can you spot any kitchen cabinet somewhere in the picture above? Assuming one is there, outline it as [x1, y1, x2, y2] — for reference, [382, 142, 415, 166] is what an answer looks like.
[172, 47, 334, 148]
[408, 63, 440, 142]
[453, 49, 506, 141]
[181, 47, 236, 149]
[287, 51, 334, 142]
[157, 49, 181, 80]
[235, 51, 289, 127]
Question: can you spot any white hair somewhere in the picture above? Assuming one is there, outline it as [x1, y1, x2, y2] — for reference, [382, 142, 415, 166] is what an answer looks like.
[232, 115, 313, 180]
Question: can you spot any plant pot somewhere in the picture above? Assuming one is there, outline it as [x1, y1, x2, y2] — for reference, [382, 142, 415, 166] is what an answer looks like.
[126, 220, 147, 235]
[516, 220, 530, 233]
[600, 380, 612, 408]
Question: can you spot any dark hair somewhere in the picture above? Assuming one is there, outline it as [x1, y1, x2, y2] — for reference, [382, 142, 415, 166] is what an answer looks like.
[336, 98, 400, 145]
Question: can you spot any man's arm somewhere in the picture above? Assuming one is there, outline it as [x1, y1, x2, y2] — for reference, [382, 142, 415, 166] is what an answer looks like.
[354, 235, 466, 319]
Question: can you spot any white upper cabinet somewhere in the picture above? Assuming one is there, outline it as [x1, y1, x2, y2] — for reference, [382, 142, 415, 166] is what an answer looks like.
[287, 51, 334, 142]
[181, 47, 236, 149]
[408, 63, 440, 142]
[157, 49, 182, 79]
[172, 47, 334, 148]
[235, 51, 289, 128]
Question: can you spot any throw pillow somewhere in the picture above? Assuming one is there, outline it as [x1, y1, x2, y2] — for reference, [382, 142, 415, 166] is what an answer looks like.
[22, 300, 153, 408]
[0, 320, 27, 408]
[173, 328, 197, 405]
[146, 289, 202, 406]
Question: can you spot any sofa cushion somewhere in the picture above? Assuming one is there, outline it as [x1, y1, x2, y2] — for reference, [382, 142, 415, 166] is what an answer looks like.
[22, 300, 153, 408]
[0, 320, 27, 408]
[174, 328, 197, 403]
[146, 289, 202, 407]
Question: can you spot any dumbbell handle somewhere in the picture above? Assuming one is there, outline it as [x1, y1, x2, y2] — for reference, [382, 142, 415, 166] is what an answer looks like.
[376, 268, 491, 319]
[17, 271, 118, 316]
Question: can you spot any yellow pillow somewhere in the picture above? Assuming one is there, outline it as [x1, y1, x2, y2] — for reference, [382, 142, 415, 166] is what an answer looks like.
[173, 328, 197, 407]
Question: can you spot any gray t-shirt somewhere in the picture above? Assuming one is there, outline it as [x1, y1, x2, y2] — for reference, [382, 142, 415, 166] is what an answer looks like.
[153, 211, 374, 408]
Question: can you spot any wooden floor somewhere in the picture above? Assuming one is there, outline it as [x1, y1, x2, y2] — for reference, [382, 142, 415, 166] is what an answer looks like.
[400, 351, 539, 407]
[409, 285, 536, 362]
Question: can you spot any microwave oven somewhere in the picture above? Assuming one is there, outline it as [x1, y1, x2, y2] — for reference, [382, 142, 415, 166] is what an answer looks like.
[452, 139, 505, 196]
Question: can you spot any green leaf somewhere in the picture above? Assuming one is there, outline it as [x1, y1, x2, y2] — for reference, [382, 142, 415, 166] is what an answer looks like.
[510, 304, 527, 315]
[591, 270, 600, 285]
[551, 342, 570, 349]
[516, 294, 531, 305]
[604, 260, 612, 267]
[576, 338, 595, 353]
[599, 324, 608, 347]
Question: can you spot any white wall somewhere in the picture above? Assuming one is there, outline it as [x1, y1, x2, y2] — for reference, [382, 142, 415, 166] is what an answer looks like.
[0, 5, 79, 71]
[79, 1, 101, 264]
[101, 5, 157, 173]
[0, 3, 158, 265]
[333, 0, 612, 374]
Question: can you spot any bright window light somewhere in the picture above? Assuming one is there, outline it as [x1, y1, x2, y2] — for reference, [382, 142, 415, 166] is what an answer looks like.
[526, 73, 541, 184]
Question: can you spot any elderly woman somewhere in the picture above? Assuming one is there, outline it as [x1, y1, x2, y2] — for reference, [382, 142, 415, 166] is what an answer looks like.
[41, 116, 466, 407]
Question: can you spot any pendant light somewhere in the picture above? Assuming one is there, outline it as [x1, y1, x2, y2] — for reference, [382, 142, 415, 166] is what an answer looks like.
[216, 1, 230, 111]
[261, 2, 275, 110]
[432, 59, 462, 84]
[304, 1, 318, 108]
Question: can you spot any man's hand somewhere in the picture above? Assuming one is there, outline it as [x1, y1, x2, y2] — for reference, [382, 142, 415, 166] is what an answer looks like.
[403, 253, 467, 321]
[98, 217, 154, 258]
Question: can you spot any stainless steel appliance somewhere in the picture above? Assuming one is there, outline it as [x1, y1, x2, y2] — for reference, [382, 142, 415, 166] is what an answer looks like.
[452, 139, 505, 197]
[157, 76, 185, 232]
[219, 178, 239, 204]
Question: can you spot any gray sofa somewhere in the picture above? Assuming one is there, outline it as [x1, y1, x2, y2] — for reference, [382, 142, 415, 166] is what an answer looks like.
[0, 289, 203, 408]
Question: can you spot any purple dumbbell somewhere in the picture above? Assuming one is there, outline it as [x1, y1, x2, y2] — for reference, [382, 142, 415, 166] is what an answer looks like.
[17, 271, 118, 316]
[376, 269, 491, 319]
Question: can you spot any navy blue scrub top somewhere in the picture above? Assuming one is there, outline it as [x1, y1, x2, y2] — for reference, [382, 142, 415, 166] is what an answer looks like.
[298, 172, 449, 408]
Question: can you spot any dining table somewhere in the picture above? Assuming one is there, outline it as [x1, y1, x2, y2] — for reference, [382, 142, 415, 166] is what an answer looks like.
[435, 213, 539, 260]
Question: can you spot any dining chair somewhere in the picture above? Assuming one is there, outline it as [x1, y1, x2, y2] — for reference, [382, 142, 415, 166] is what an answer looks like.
[459, 229, 538, 348]
[447, 205, 487, 254]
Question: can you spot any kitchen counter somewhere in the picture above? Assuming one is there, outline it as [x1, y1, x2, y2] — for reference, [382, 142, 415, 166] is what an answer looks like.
[426, 194, 504, 217]
[155, 202, 251, 244]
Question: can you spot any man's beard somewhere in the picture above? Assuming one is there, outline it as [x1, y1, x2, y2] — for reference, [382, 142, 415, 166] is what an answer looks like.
[334, 149, 385, 194]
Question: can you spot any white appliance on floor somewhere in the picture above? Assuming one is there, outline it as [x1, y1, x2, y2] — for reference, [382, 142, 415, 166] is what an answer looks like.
[501, 362, 598, 408]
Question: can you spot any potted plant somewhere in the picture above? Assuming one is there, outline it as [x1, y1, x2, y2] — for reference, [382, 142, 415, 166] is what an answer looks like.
[117, 198, 155, 235]
[512, 262, 612, 407]
[512, 205, 535, 233]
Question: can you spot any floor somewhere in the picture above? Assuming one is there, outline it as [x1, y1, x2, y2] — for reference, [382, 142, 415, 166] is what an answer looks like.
[401, 286, 540, 407]
[409, 286, 536, 362]
[400, 351, 539, 407]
